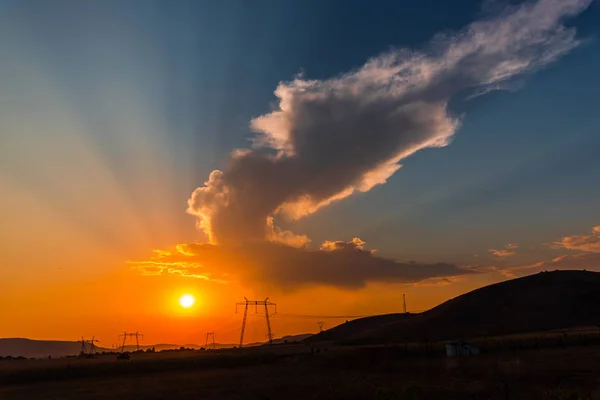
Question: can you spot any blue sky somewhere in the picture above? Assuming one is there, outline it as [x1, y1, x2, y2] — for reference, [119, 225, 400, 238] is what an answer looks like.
[1, 0, 600, 280]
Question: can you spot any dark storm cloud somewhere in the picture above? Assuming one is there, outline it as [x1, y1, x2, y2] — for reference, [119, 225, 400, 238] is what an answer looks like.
[130, 240, 476, 289]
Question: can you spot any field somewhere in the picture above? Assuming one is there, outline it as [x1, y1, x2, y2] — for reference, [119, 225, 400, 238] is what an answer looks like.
[1, 341, 600, 399]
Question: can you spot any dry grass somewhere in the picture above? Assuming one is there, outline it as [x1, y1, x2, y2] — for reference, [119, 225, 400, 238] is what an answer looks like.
[1, 344, 600, 399]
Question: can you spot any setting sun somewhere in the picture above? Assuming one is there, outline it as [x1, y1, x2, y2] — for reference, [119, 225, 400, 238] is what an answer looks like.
[179, 294, 196, 308]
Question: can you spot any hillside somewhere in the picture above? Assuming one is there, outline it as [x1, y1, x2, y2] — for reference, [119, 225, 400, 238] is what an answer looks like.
[267, 333, 314, 345]
[314, 270, 600, 344]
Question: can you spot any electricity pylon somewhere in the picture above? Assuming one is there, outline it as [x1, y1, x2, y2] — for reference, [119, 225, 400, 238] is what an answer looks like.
[317, 321, 324, 332]
[118, 331, 144, 352]
[86, 336, 99, 354]
[236, 297, 276, 348]
[79, 336, 99, 356]
[205, 332, 216, 349]
[79, 337, 87, 355]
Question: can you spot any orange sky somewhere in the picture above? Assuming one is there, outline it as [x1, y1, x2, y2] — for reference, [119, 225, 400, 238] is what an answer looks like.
[0, 164, 505, 345]
[0, 174, 594, 345]
[0, 242, 502, 346]
[2, 0, 599, 348]
[1, 170, 596, 345]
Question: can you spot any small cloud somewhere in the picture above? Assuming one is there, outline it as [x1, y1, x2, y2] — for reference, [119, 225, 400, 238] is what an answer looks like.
[553, 225, 600, 253]
[488, 249, 516, 258]
[501, 252, 600, 278]
[412, 276, 464, 287]
[320, 237, 372, 253]
[488, 243, 519, 258]
[468, 265, 499, 273]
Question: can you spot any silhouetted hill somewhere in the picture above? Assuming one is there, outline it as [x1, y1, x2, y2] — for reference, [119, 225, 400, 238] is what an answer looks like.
[315, 270, 600, 344]
[0, 339, 111, 358]
[264, 333, 314, 345]
[0, 333, 315, 358]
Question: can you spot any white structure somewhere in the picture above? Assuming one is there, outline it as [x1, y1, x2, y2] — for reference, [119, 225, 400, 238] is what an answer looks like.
[445, 341, 480, 357]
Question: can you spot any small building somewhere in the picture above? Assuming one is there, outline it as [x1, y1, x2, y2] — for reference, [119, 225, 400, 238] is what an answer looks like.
[445, 341, 480, 357]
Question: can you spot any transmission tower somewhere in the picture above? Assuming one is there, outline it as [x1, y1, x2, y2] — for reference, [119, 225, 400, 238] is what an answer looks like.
[403, 293, 407, 314]
[236, 297, 276, 348]
[317, 321, 324, 333]
[79, 337, 87, 356]
[86, 336, 99, 354]
[205, 332, 216, 349]
[118, 331, 144, 352]
[78, 336, 99, 356]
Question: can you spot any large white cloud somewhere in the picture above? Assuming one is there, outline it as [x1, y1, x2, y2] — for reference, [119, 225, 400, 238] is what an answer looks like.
[188, 0, 591, 245]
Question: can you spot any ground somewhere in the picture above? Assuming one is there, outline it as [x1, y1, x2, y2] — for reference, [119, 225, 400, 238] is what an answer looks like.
[1, 344, 600, 399]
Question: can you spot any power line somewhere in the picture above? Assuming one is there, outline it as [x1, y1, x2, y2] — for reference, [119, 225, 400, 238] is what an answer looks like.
[269, 313, 376, 319]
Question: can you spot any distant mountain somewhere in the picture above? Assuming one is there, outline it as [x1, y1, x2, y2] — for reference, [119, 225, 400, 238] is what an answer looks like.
[0, 338, 111, 359]
[313, 270, 600, 345]
[118, 344, 199, 352]
[0, 333, 314, 358]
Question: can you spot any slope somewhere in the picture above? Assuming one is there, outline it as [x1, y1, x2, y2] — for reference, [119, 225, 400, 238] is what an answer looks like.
[315, 270, 600, 344]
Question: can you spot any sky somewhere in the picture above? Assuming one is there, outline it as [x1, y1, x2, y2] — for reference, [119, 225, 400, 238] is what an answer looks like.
[1, 0, 600, 346]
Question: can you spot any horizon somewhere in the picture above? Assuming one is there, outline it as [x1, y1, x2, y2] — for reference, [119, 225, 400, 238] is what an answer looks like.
[2, 0, 600, 346]
[3, 268, 599, 352]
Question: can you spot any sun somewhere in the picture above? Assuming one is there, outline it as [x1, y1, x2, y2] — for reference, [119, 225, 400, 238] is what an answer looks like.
[179, 294, 196, 308]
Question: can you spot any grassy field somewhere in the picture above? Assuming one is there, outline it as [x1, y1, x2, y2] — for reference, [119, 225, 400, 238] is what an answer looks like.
[1, 343, 600, 399]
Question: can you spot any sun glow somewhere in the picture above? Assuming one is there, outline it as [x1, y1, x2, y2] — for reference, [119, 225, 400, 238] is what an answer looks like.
[179, 294, 196, 308]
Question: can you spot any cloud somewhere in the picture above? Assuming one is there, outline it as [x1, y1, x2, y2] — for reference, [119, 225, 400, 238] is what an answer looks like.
[503, 252, 600, 278]
[131, 249, 229, 283]
[187, 0, 591, 246]
[553, 225, 600, 253]
[412, 276, 465, 287]
[489, 249, 516, 258]
[320, 237, 372, 253]
[488, 243, 519, 258]
[129, 239, 476, 290]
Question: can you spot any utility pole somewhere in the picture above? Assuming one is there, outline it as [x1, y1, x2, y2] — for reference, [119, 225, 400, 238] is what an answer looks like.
[205, 332, 216, 349]
[236, 297, 276, 348]
[317, 321, 324, 333]
[403, 293, 407, 314]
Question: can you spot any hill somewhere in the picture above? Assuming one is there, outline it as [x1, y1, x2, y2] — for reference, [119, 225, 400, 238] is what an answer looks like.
[314, 270, 600, 344]
[0, 339, 112, 359]
[266, 333, 314, 345]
